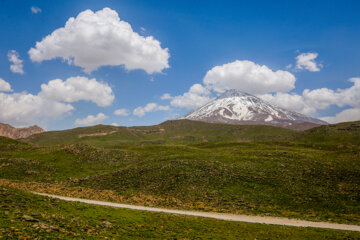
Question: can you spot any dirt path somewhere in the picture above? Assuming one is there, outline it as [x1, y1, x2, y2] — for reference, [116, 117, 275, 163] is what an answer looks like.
[34, 192, 360, 232]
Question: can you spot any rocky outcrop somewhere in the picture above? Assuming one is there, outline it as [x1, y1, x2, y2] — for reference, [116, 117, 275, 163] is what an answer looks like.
[0, 123, 45, 139]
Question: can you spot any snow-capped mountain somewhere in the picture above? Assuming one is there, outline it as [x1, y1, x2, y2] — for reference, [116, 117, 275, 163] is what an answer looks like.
[182, 89, 327, 128]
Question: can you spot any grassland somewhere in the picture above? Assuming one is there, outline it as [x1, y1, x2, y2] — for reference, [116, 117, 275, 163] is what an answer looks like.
[24, 120, 299, 147]
[0, 120, 359, 237]
[1, 185, 359, 239]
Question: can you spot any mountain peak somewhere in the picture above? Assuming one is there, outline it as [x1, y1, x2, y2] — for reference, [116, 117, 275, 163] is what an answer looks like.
[182, 89, 327, 129]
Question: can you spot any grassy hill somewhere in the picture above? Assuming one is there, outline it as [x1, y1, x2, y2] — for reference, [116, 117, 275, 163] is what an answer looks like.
[0, 120, 359, 227]
[25, 119, 299, 147]
[2, 186, 358, 239]
[298, 121, 360, 147]
[24, 120, 360, 148]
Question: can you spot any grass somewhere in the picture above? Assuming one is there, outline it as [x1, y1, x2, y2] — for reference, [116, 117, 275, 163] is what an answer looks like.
[24, 119, 299, 147]
[0, 120, 359, 232]
[1, 185, 359, 239]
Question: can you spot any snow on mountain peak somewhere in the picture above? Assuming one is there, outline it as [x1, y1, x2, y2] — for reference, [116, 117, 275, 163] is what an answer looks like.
[182, 89, 327, 128]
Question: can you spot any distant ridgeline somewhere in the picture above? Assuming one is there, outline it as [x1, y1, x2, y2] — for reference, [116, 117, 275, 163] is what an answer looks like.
[0, 123, 44, 139]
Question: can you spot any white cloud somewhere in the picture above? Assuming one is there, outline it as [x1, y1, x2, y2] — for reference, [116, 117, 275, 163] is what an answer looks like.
[39, 76, 114, 107]
[295, 52, 322, 72]
[0, 92, 73, 127]
[111, 122, 119, 126]
[160, 58, 359, 123]
[29, 8, 170, 74]
[337, 78, 360, 108]
[160, 93, 171, 100]
[259, 92, 317, 116]
[203, 60, 295, 94]
[162, 60, 295, 111]
[75, 113, 107, 126]
[259, 78, 360, 116]
[31, 6, 42, 14]
[169, 84, 213, 110]
[302, 78, 360, 109]
[0, 78, 12, 92]
[8, 50, 24, 74]
[321, 108, 360, 124]
[133, 103, 170, 117]
[0, 75, 116, 127]
[114, 108, 129, 116]
[302, 88, 339, 109]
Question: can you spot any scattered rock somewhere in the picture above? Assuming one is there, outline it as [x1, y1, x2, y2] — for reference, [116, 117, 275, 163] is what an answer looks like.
[39, 222, 59, 232]
[21, 215, 39, 222]
[101, 221, 113, 228]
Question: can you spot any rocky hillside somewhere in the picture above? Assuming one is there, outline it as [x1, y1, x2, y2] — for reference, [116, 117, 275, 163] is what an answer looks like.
[182, 89, 327, 130]
[0, 123, 45, 139]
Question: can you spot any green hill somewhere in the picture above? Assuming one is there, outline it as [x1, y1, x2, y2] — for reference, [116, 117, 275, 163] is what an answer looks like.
[2, 186, 358, 239]
[299, 121, 360, 147]
[1, 120, 359, 228]
[25, 119, 299, 147]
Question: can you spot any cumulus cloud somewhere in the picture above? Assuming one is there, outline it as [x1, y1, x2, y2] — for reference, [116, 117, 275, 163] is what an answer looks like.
[0, 92, 73, 127]
[295, 52, 322, 72]
[8, 50, 24, 74]
[114, 108, 129, 116]
[259, 78, 360, 116]
[29, 8, 170, 74]
[285, 64, 292, 69]
[133, 103, 170, 117]
[39, 76, 114, 107]
[75, 113, 107, 126]
[321, 108, 360, 124]
[0, 78, 12, 92]
[259, 92, 317, 116]
[0, 76, 115, 127]
[203, 60, 295, 94]
[168, 84, 213, 110]
[161, 57, 359, 124]
[162, 60, 294, 110]
[31, 6, 42, 14]
[160, 93, 171, 100]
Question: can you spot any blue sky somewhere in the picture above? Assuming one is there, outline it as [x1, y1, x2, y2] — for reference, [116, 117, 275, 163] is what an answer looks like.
[0, 0, 359, 130]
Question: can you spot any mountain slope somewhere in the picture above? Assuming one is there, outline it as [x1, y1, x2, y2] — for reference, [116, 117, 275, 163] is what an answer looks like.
[24, 120, 298, 147]
[182, 89, 327, 129]
[2, 121, 360, 224]
[0, 123, 44, 139]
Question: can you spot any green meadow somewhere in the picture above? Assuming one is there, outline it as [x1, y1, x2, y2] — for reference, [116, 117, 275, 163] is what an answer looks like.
[0, 120, 359, 238]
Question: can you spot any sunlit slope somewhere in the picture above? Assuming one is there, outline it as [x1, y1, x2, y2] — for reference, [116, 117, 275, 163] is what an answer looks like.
[2, 186, 358, 239]
[24, 120, 360, 147]
[24, 120, 298, 147]
[2, 121, 360, 224]
[299, 121, 360, 146]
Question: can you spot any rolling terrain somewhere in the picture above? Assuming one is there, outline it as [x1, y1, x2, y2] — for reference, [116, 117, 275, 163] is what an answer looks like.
[24, 119, 298, 147]
[0, 120, 359, 229]
[2, 186, 359, 239]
